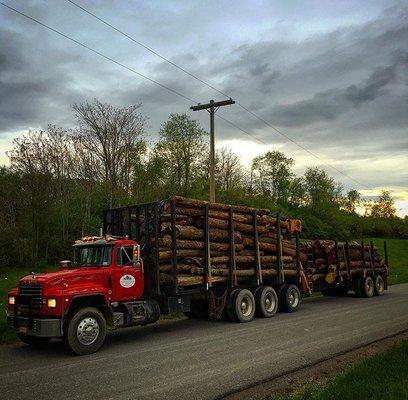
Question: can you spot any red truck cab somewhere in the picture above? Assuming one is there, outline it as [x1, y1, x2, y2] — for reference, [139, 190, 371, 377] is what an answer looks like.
[7, 236, 160, 355]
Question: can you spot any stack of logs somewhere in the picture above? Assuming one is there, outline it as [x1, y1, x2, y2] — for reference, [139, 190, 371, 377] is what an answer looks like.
[301, 240, 387, 285]
[153, 196, 302, 287]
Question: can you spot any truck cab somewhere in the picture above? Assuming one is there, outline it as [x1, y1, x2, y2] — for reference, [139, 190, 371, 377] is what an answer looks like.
[7, 236, 160, 355]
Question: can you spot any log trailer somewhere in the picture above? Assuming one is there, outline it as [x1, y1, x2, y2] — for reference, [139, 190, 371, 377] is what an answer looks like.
[7, 197, 389, 355]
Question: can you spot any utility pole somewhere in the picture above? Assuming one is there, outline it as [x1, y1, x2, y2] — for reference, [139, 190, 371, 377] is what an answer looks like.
[190, 98, 235, 203]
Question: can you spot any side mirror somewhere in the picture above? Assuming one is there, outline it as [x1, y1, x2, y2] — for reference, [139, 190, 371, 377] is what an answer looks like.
[59, 260, 72, 269]
[133, 244, 141, 266]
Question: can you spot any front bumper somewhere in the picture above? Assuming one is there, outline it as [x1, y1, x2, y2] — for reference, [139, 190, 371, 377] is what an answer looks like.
[7, 312, 63, 337]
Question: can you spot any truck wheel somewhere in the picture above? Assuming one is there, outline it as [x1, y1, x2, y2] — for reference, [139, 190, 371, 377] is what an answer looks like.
[255, 286, 278, 318]
[279, 284, 301, 312]
[360, 276, 375, 298]
[223, 289, 239, 321]
[231, 289, 255, 323]
[65, 307, 106, 355]
[17, 334, 50, 346]
[374, 275, 385, 296]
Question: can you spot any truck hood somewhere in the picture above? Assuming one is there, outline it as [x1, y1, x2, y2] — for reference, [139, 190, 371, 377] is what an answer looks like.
[20, 268, 105, 288]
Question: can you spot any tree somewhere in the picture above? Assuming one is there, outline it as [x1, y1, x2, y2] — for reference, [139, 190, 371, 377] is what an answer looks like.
[370, 190, 396, 218]
[132, 143, 171, 202]
[7, 126, 74, 262]
[289, 177, 307, 207]
[155, 113, 206, 196]
[251, 150, 294, 204]
[303, 167, 342, 211]
[345, 189, 361, 213]
[199, 147, 243, 192]
[73, 99, 147, 207]
[71, 134, 103, 235]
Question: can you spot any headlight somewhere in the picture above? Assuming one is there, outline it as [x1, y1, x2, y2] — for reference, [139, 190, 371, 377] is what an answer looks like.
[47, 298, 57, 308]
[8, 296, 15, 305]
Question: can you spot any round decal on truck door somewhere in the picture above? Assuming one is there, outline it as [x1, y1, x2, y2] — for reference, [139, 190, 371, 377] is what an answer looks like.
[120, 274, 136, 288]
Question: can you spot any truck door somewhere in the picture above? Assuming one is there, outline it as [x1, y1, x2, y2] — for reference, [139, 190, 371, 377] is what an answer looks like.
[111, 245, 144, 301]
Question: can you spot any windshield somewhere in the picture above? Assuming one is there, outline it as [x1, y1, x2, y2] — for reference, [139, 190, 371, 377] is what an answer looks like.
[74, 246, 111, 267]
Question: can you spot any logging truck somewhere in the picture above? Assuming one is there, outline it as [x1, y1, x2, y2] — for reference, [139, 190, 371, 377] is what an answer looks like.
[7, 197, 389, 355]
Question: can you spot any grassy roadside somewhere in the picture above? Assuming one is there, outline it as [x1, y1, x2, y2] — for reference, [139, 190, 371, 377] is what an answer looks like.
[271, 340, 408, 400]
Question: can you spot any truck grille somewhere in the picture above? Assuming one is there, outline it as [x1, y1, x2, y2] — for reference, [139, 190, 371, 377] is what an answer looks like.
[18, 283, 43, 311]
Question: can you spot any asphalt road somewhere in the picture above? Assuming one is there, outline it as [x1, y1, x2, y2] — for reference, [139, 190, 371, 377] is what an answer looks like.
[1, 284, 407, 400]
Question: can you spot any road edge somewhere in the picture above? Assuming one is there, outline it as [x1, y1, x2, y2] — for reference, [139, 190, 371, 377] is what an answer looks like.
[219, 329, 408, 400]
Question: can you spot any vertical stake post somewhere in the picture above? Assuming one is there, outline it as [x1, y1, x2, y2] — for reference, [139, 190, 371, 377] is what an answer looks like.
[384, 241, 389, 275]
[170, 200, 178, 294]
[127, 207, 131, 238]
[361, 241, 366, 271]
[253, 210, 262, 285]
[228, 207, 237, 287]
[345, 241, 351, 279]
[295, 232, 301, 282]
[334, 239, 341, 282]
[276, 213, 284, 285]
[370, 241, 376, 277]
[153, 203, 160, 295]
[204, 203, 212, 290]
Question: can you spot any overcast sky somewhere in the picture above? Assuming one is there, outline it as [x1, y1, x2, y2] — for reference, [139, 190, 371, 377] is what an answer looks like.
[1, 0, 407, 215]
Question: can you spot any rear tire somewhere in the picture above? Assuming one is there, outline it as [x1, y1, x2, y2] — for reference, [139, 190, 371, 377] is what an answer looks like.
[230, 289, 255, 323]
[360, 276, 375, 298]
[18, 334, 50, 346]
[255, 286, 278, 318]
[223, 289, 239, 321]
[64, 307, 106, 355]
[374, 275, 385, 296]
[279, 284, 301, 312]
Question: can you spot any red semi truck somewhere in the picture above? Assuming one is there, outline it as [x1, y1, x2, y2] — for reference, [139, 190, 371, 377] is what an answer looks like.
[7, 198, 388, 355]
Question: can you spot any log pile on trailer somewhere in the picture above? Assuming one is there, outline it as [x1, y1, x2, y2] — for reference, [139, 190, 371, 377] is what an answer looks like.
[301, 240, 388, 285]
[146, 196, 302, 287]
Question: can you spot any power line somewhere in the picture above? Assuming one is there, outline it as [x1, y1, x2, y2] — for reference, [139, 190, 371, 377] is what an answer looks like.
[0, 2, 196, 104]
[66, 0, 230, 99]
[66, 0, 368, 189]
[0, 1, 253, 147]
[2, 1, 366, 188]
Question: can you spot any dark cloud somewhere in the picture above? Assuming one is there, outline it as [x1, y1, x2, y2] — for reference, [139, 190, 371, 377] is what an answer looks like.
[270, 54, 408, 127]
[0, 26, 81, 131]
[0, 1, 407, 193]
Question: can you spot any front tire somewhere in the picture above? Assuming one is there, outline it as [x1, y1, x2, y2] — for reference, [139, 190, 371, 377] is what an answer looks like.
[18, 334, 50, 346]
[65, 307, 106, 355]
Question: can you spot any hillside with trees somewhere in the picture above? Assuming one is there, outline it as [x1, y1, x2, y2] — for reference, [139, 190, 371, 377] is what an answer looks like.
[0, 99, 406, 270]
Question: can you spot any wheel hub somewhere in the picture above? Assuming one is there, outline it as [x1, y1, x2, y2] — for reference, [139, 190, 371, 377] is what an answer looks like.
[77, 317, 100, 346]
[289, 291, 299, 308]
[366, 280, 374, 295]
[264, 293, 275, 312]
[240, 297, 253, 317]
